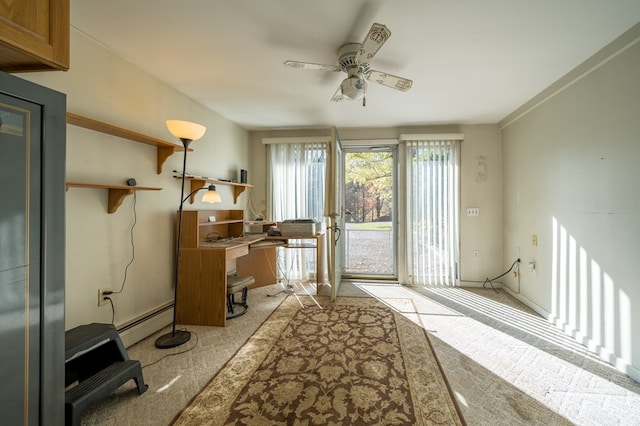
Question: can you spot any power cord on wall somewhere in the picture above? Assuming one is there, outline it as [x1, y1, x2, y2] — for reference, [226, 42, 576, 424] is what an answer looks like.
[483, 258, 520, 292]
[245, 190, 268, 221]
[104, 296, 115, 324]
[102, 191, 138, 323]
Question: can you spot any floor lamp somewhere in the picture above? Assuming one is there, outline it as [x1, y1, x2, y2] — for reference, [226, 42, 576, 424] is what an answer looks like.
[155, 120, 221, 349]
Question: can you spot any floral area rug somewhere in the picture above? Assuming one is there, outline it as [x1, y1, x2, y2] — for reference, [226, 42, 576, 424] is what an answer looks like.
[173, 296, 464, 425]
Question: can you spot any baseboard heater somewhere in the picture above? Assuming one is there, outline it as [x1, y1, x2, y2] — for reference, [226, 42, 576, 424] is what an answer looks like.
[116, 302, 174, 347]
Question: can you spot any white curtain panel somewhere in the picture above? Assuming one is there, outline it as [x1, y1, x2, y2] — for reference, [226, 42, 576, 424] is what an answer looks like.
[267, 142, 326, 282]
[404, 139, 460, 286]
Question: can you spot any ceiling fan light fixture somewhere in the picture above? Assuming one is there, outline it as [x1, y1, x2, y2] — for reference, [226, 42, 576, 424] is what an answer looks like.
[285, 22, 410, 105]
[340, 76, 366, 100]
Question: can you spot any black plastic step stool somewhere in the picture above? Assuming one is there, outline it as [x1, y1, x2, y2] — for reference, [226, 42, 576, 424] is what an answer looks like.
[65, 323, 147, 426]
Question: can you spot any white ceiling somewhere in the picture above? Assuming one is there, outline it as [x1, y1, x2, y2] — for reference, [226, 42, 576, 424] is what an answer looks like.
[71, 0, 640, 130]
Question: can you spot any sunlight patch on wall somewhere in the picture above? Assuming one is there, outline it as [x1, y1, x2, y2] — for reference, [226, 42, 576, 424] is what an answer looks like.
[620, 290, 631, 362]
[551, 216, 631, 370]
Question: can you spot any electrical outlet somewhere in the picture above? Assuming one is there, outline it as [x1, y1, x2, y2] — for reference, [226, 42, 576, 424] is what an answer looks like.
[98, 288, 110, 306]
[466, 207, 479, 217]
[473, 250, 479, 261]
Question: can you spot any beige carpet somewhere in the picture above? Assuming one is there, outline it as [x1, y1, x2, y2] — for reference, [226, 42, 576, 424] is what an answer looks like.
[173, 295, 464, 425]
[79, 282, 640, 425]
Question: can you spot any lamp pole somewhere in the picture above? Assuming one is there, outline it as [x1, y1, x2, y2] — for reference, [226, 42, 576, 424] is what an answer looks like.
[155, 137, 193, 349]
[155, 119, 207, 349]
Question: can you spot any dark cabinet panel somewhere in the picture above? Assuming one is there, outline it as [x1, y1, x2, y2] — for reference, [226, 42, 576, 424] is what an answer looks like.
[0, 71, 66, 425]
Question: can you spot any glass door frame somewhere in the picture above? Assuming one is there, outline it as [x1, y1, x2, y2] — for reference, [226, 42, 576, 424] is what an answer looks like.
[325, 128, 344, 301]
[341, 142, 399, 281]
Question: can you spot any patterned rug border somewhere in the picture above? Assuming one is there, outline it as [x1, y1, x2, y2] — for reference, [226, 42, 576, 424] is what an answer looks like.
[172, 295, 465, 425]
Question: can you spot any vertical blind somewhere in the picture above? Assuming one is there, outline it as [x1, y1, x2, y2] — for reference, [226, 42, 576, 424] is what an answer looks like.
[267, 142, 327, 281]
[268, 142, 326, 222]
[404, 138, 460, 285]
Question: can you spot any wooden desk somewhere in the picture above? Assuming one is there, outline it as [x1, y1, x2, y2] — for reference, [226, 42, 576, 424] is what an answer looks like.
[174, 208, 325, 327]
[176, 234, 264, 327]
[236, 241, 280, 288]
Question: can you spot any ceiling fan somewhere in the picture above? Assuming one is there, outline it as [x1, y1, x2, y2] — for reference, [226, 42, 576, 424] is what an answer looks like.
[284, 23, 412, 106]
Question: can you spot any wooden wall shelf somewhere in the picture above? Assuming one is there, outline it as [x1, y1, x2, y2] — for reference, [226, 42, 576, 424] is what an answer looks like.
[181, 177, 254, 204]
[66, 112, 189, 174]
[66, 182, 162, 214]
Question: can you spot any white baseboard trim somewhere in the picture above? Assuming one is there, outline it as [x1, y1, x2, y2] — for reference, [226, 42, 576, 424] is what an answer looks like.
[627, 364, 640, 383]
[501, 287, 549, 318]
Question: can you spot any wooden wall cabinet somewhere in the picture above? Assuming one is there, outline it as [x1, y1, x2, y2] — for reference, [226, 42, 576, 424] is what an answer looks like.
[0, 0, 70, 72]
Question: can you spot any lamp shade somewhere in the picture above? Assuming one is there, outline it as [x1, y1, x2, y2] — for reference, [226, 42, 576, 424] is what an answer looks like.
[202, 185, 222, 203]
[166, 120, 206, 141]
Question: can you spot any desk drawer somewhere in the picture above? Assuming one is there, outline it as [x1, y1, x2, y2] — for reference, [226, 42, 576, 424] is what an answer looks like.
[226, 245, 248, 260]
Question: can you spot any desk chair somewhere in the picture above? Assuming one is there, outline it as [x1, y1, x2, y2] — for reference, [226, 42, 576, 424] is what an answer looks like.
[226, 274, 254, 319]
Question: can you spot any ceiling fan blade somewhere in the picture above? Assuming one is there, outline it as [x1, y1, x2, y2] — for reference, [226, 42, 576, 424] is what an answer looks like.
[331, 86, 344, 102]
[345, 0, 383, 44]
[366, 70, 413, 92]
[356, 23, 391, 64]
[284, 60, 341, 72]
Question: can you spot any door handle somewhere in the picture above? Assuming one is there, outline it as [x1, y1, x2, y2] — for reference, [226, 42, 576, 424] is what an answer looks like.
[334, 224, 341, 246]
[326, 222, 342, 245]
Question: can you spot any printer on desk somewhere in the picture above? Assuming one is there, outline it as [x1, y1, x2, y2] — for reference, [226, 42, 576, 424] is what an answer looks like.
[279, 218, 322, 236]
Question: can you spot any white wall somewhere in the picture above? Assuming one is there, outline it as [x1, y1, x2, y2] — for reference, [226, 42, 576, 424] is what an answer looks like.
[21, 29, 250, 345]
[249, 124, 503, 284]
[501, 25, 640, 379]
